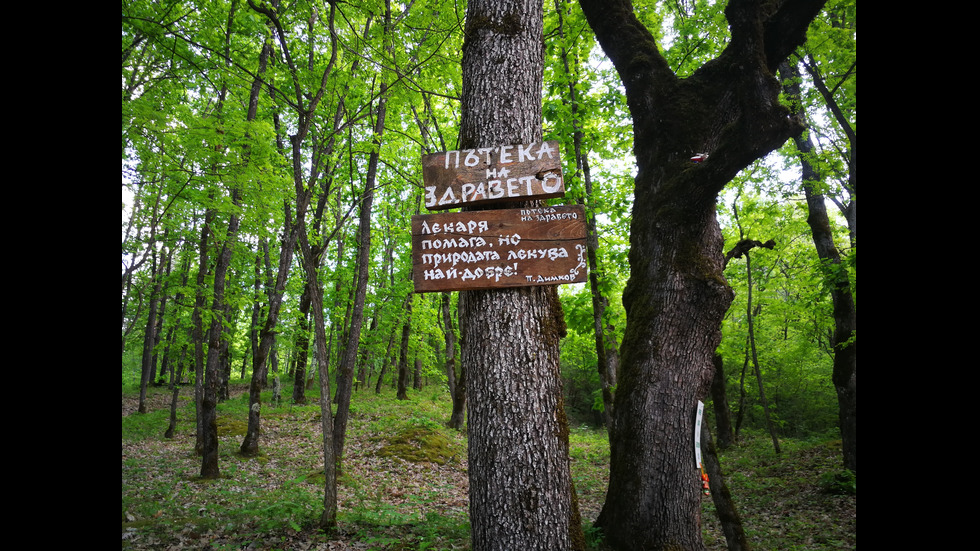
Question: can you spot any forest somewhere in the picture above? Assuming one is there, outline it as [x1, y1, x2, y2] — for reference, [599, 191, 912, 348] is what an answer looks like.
[122, 0, 855, 549]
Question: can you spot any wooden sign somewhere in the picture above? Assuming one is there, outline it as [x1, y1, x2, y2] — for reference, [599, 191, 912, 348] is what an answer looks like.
[412, 204, 587, 293]
[421, 141, 565, 211]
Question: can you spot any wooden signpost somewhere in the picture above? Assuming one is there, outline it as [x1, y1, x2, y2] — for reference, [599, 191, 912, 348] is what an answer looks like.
[421, 141, 565, 210]
[412, 140, 586, 293]
[412, 205, 587, 293]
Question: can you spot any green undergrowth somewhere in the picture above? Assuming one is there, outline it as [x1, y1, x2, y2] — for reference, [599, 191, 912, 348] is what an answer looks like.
[123, 381, 474, 550]
[123, 381, 854, 550]
[699, 431, 856, 550]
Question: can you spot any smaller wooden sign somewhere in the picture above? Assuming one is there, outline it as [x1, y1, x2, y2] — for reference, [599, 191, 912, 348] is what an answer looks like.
[421, 141, 565, 211]
[412, 204, 587, 293]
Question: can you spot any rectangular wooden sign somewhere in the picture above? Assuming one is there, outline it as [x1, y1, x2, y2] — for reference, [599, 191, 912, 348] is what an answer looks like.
[421, 141, 565, 211]
[412, 204, 587, 293]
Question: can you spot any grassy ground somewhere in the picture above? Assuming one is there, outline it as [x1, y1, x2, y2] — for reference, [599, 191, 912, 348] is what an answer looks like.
[122, 380, 854, 550]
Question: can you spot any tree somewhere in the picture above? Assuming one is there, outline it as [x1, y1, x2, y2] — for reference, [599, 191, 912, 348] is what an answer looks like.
[458, 1, 584, 549]
[240, 0, 343, 457]
[442, 292, 466, 429]
[550, 0, 621, 434]
[577, 0, 827, 548]
[781, 55, 855, 470]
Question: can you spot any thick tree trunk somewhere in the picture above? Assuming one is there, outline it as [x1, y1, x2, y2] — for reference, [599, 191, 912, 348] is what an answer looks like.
[578, 0, 825, 548]
[459, 1, 584, 549]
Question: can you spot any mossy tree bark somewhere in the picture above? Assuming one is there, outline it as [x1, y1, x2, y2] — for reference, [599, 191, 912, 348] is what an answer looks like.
[459, 1, 584, 550]
[578, 0, 826, 548]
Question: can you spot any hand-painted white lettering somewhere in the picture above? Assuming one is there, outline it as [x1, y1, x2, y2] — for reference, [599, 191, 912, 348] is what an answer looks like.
[498, 145, 513, 164]
[477, 148, 492, 164]
[506, 247, 568, 261]
[536, 141, 555, 159]
[541, 172, 562, 193]
[520, 176, 536, 194]
[497, 234, 521, 246]
[488, 180, 504, 199]
[518, 143, 536, 162]
[444, 150, 459, 169]
[439, 187, 458, 205]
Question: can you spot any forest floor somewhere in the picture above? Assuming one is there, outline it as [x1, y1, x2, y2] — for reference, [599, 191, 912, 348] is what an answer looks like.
[122, 382, 855, 550]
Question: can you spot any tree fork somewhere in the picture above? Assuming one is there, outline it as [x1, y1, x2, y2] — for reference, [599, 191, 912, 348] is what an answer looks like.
[579, 0, 826, 548]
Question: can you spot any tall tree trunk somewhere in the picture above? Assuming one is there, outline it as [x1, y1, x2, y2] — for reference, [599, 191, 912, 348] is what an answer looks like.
[240, 29, 311, 456]
[396, 294, 413, 401]
[554, 0, 619, 434]
[459, 1, 584, 549]
[442, 292, 466, 429]
[218, 300, 235, 401]
[293, 285, 313, 404]
[744, 250, 780, 454]
[299, 227, 338, 531]
[192, 204, 215, 456]
[332, 70, 387, 470]
[781, 60, 856, 471]
[709, 354, 735, 449]
[578, 0, 825, 548]
[200, 191, 243, 478]
[138, 250, 162, 414]
[155, 246, 174, 384]
[700, 421, 749, 551]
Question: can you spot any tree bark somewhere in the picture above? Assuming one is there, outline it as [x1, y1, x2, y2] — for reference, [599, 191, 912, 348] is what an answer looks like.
[200, 190, 243, 478]
[701, 421, 749, 551]
[781, 60, 856, 471]
[459, 1, 584, 549]
[553, 0, 619, 434]
[442, 292, 466, 429]
[138, 249, 162, 414]
[396, 294, 413, 401]
[292, 285, 313, 404]
[298, 227, 338, 531]
[578, 0, 826, 548]
[709, 354, 735, 450]
[191, 203, 214, 456]
[241, 0, 339, 455]
[332, 74, 386, 469]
